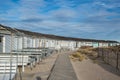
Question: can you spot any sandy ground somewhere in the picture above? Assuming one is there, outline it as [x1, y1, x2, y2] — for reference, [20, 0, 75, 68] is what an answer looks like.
[71, 58, 120, 80]
[15, 53, 59, 80]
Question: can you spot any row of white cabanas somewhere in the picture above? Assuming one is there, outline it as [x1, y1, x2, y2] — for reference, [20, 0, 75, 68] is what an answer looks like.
[0, 24, 119, 80]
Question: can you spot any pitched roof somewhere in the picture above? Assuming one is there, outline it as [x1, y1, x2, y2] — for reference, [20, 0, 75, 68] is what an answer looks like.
[0, 24, 119, 43]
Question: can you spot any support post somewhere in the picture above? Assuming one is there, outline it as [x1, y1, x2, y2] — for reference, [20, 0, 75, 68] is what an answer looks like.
[116, 50, 119, 70]
[9, 33, 13, 80]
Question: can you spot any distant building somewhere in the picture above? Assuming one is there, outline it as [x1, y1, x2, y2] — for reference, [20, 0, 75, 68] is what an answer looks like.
[0, 24, 119, 53]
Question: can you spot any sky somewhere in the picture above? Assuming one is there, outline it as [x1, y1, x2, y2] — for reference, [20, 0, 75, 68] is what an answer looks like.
[0, 0, 120, 41]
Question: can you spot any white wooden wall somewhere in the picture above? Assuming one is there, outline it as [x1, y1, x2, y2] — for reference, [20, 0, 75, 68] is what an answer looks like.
[1, 33, 115, 53]
[3, 35, 11, 53]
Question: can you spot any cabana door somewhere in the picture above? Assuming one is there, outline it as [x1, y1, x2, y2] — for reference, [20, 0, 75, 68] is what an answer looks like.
[0, 36, 3, 52]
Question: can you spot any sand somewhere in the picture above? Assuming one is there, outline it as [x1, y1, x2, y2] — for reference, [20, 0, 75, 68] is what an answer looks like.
[15, 53, 59, 80]
[71, 58, 120, 80]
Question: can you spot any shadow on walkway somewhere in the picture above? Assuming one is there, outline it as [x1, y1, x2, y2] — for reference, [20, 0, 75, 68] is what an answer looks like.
[36, 76, 41, 80]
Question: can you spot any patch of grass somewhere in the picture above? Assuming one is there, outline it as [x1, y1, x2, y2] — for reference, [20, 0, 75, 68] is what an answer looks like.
[70, 52, 87, 61]
[77, 48, 98, 58]
[70, 47, 100, 62]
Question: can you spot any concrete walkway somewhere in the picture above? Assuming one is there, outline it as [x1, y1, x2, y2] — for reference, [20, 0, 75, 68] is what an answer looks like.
[48, 53, 78, 80]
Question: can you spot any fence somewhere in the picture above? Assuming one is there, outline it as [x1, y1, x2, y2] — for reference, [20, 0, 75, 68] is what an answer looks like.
[96, 46, 120, 70]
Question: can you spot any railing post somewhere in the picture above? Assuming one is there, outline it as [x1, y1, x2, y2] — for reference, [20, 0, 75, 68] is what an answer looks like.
[9, 33, 13, 80]
[22, 36, 24, 72]
[116, 50, 119, 70]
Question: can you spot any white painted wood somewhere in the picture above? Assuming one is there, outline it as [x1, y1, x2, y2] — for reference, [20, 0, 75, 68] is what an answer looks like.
[3, 36, 5, 53]
[0, 55, 29, 66]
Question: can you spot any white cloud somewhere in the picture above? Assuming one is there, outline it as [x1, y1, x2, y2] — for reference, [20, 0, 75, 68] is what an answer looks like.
[53, 0, 76, 8]
[94, 1, 120, 8]
[49, 8, 78, 18]
[0, 0, 120, 41]
[18, 0, 46, 19]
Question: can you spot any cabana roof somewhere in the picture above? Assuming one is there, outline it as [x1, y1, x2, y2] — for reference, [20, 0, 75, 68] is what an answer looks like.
[0, 24, 18, 33]
[0, 24, 24, 36]
[0, 24, 119, 43]
[16, 29, 118, 43]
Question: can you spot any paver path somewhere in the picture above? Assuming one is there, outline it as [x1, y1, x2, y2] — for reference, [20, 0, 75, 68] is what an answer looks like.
[48, 53, 78, 80]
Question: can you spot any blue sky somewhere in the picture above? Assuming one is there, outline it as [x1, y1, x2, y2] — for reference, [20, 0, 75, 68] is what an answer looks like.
[0, 0, 120, 41]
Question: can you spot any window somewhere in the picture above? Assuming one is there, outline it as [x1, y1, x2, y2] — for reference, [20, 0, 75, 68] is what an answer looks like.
[0, 37, 2, 43]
